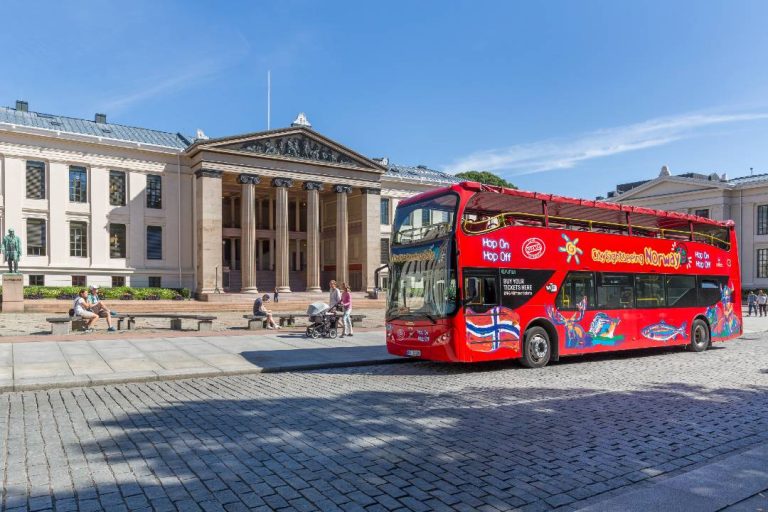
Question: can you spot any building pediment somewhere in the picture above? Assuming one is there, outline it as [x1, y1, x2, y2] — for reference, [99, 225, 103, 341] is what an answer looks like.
[190, 127, 384, 172]
[613, 176, 730, 202]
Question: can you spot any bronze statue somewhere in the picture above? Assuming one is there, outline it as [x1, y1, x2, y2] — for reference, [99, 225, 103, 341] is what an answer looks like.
[2, 228, 22, 274]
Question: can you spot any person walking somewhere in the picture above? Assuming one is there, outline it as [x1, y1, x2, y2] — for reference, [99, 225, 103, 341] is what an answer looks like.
[253, 294, 279, 329]
[758, 290, 768, 317]
[329, 280, 341, 310]
[340, 282, 353, 338]
[273, 287, 279, 303]
[747, 290, 758, 317]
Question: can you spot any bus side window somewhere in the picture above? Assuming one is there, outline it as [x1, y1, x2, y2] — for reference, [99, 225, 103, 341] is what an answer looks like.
[666, 275, 696, 307]
[597, 273, 634, 309]
[635, 274, 665, 307]
[698, 277, 723, 306]
[557, 272, 595, 309]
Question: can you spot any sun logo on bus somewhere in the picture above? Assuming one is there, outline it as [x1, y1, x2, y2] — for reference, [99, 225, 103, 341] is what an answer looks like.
[558, 233, 583, 264]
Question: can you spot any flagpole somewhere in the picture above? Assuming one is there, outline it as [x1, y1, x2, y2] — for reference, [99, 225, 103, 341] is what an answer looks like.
[267, 70, 271, 130]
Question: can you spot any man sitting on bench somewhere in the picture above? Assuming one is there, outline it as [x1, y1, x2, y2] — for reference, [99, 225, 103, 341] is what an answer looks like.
[253, 294, 279, 330]
[87, 285, 116, 332]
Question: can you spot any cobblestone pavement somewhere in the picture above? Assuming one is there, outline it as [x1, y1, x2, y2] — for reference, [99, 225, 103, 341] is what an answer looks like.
[1, 335, 767, 512]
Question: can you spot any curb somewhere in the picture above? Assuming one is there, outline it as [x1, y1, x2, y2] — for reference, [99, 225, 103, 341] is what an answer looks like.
[2, 357, 412, 393]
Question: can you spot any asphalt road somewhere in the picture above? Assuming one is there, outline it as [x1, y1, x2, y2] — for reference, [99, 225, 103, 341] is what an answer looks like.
[1, 335, 767, 511]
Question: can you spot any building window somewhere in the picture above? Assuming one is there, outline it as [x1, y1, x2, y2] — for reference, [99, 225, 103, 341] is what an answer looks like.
[26, 219, 46, 256]
[694, 209, 710, 219]
[380, 237, 390, 263]
[69, 166, 87, 203]
[110, 224, 127, 258]
[72, 275, 86, 287]
[380, 198, 390, 225]
[148, 276, 162, 288]
[758, 249, 768, 278]
[109, 171, 126, 206]
[69, 221, 88, 257]
[26, 161, 46, 199]
[112, 276, 125, 287]
[758, 205, 768, 235]
[146, 175, 162, 209]
[29, 275, 44, 286]
[146, 226, 162, 260]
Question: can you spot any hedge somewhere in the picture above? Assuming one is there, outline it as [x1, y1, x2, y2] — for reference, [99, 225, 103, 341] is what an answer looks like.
[6, 286, 192, 301]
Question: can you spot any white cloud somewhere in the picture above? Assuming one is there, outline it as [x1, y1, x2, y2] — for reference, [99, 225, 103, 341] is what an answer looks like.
[448, 112, 768, 175]
[99, 60, 224, 112]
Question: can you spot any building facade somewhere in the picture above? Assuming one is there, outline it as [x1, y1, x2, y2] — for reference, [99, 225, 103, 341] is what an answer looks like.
[606, 166, 768, 289]
[0, 101, 458, 295]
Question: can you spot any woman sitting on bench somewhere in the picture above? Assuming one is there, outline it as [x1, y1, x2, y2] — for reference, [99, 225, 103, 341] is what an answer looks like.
[253, 294, 279, 330]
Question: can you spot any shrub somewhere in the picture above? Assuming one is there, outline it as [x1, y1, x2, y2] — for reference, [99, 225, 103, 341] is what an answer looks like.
[23, 285, 190, 301]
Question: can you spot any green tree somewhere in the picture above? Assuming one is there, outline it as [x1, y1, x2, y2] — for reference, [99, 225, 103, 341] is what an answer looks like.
[455, 170, 516, 189]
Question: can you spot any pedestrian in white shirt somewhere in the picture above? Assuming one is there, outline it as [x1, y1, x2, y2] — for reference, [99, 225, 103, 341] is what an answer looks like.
[72, 289, 98, 332]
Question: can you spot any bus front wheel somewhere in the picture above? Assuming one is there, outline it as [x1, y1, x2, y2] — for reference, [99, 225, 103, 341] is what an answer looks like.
[520, 326, 551, 368]
[689, 319, 710, 352]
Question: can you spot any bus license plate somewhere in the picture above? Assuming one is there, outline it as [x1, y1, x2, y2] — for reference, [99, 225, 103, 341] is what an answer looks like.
[405, 349, 421, 357]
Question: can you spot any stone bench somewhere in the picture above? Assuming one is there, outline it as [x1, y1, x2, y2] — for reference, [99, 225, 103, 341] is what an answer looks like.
[46, 316, 90, 335]
[117, 314, 216, 331]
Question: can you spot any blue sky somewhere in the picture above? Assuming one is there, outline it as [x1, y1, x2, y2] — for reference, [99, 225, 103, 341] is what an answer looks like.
[2, 0, 768, 198]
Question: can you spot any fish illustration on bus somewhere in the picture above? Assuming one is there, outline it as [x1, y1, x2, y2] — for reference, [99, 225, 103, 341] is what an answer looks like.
[641, 320, 687, 342]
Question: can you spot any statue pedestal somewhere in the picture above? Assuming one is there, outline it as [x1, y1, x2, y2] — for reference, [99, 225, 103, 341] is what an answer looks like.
[2, 274, 24, 312]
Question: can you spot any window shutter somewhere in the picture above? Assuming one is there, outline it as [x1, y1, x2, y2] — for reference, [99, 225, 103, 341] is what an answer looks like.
[26, 161, 45, 199]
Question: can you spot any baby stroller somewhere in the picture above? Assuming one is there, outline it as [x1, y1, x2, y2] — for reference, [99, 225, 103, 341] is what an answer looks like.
[305, 302, 339, 339]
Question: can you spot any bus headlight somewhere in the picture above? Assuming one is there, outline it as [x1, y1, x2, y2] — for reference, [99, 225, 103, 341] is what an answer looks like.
[436, 331, 452, 345]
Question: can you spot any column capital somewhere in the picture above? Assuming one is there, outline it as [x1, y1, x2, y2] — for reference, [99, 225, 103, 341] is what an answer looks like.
[195, 169, 222, 179]
[333, 184, 353, 194]
[272, 177, 294, 188]
[303, 181, 323, 191]
[238, 173, 261, 185]
[361, 187, 381, 195]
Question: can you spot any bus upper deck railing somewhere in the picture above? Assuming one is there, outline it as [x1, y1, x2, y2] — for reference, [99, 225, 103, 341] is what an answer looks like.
[461, 211, 731, 250]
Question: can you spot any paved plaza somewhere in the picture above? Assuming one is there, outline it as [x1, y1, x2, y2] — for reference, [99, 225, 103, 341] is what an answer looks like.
[1, 324, 767, 511]
[0, 330, 393, 391]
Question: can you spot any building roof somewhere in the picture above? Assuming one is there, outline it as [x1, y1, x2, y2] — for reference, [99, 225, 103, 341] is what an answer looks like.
[384, 163, 463, 185]
[0, 105, 192, 150]
[727, 172, 768, 186]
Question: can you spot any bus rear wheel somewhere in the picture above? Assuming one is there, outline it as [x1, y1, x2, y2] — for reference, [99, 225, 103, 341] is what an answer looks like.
[689, 319, 710, 352]
[520, 326, 551, 368]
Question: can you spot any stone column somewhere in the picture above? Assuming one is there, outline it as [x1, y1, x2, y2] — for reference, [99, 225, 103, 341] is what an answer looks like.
[304, 181, 323, 292]
[334, 185, 352, 286]
[361, 188, 382, 293]
[239, 174, 261, 293]
[194, 169, 223, 296]
[273, 178, 293, 293]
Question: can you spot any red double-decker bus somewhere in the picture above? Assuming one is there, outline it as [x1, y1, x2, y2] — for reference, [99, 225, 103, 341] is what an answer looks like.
[385, 182, 742, 368]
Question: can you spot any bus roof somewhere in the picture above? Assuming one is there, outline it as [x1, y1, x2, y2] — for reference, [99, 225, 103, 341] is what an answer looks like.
[400, 181, 734, 228]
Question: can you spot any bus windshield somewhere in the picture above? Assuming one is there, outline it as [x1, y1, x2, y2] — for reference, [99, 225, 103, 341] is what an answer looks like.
[392, 193, 458, 245]
[387, 240, 458, 320]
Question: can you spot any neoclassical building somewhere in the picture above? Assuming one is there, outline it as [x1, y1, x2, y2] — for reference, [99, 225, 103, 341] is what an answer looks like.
[605, 166, 768, 289]
[0, 101, 459, 296]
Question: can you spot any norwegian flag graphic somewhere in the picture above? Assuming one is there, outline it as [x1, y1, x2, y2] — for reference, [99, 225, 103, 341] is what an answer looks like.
[466, 306, 521, 353]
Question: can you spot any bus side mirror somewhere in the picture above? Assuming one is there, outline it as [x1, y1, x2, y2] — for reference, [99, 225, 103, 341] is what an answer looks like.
[464, 277, 480, 305]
